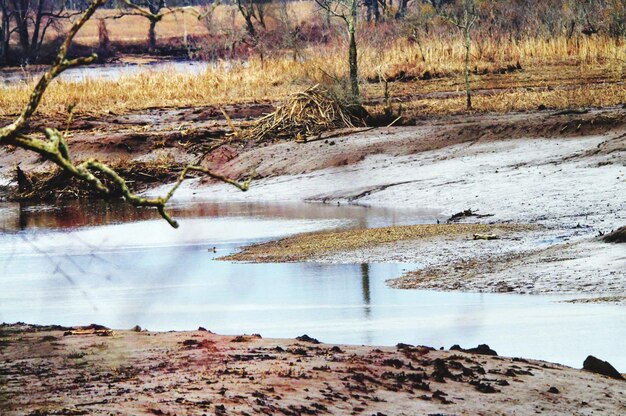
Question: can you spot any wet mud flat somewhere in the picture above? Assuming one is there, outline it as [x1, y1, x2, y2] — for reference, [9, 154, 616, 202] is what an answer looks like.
[1, 323, 625, 416]
[2, 101, 625, 200]
[173, 107, 626, 302]
[3, 104, 621, 300]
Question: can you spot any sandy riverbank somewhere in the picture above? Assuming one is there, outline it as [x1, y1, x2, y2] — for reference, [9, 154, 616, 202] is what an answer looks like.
[1, 323, 625, 415]
[1, 106, 624, 298]
[137, 108, 626, 301]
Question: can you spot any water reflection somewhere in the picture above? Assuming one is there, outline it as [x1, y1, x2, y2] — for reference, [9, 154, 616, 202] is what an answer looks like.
[0, 200, 441, 232]
[360, 263, 373, 344]
[0, 201, 624, 371]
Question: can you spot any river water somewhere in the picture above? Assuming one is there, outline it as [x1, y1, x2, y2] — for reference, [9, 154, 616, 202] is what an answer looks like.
[0, 60, 212, 86]
[0, 200, 624, 371]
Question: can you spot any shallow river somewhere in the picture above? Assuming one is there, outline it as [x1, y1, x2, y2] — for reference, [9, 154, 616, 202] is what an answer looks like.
[0, 201, 624, 371]
[0, 60, 211, 86]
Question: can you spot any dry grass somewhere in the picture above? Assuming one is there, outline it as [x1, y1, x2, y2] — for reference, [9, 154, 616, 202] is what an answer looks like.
[73, 9, 207, 45]
[0, 59, 301, 116]
[2, 6, 626, 118]
[378, 82, 626, 115]
[222, 223, 536, 262]
[376, 34, 626, 74]
[241, 85, 365, 143]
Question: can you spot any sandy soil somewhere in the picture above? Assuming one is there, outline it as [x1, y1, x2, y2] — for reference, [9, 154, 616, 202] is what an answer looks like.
[389, 238, 626, 296]
[1, 97, 626, 415]
[1, 323, 625, 416]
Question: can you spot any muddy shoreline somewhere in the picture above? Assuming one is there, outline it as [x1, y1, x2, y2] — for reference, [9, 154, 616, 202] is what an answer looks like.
[2, 106, 626, 414]
[155, 107, 624, 302]
[1, 106, 624, 301]
[1, 323, 625, 415]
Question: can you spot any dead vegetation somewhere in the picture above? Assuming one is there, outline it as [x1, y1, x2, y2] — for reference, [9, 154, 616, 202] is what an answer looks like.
[240, 85, 367, 142]
[2, 33, 625, 118]
[13, 159, 178, 201]
[0, 0, 252, 228]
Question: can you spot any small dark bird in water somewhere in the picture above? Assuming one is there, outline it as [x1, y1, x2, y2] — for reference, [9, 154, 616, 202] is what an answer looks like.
[208, 247, 217, 253]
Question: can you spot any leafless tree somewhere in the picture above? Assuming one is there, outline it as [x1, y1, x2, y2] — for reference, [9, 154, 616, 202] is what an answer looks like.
[316, 0, 360, 100]
[118, 0, 170, 50]
[275, 0, 303, 61]
[568, 0, 607, 37]
[0, 0, 253, 228]
[235, 0, 271, 40]
[395, 0, 409, 19]
[434, 0, 478, 111]
[236, 0, 256, 38]
[0, 0, 10, 64]
[192, 0, 220, 32]
[364, 0, 379, 23]
[4, 0, 81, 64]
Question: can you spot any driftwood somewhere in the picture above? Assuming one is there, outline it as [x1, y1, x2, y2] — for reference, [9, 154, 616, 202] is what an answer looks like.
[603, 226, 626, 243]
[240, 85, 367, 143]
[447, 209, 494, 223]
[473, 234, 499, 241]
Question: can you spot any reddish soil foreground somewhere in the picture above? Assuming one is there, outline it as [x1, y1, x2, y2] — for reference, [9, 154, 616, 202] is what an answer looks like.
[1, 324, 625, 415]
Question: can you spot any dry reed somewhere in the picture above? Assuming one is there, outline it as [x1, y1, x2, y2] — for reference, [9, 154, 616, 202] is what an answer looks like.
[1, 10, 625, 118]
[241, 85, 365, 142]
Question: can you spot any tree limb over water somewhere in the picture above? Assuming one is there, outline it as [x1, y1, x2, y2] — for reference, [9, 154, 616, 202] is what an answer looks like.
[0, 0, 252, 229]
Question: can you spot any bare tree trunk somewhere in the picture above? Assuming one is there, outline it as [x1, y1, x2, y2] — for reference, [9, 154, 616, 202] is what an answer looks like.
[254, 2, 267, 29]
[244, 14, 256, 37]
[30, 0, 45, 61]
[365, 0, 379, 23]
[395, 0, 408, 19]
[438, 0, 477, 111]
[463, 24, 472, 110]
[148, 18, 157, 49]
[237, 0, 257, 38]
[0, 1, 8, 65]
[121, 0, 165, 53]
[12, 0, 31, 62]
[98, 18, 110, 52]
[315, 0, 360, 100]
[9, 0, 70, 64]
[348, 3, 359, 100]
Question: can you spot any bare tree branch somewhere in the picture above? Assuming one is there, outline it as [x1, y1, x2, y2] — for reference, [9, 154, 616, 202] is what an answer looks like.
[0, 0, 253, 229]
[315, 0, 348, 22]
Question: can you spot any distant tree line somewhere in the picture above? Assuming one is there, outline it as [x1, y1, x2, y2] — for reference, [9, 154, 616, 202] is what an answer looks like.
[407, 0, 626, 40]
[1, 0, 625, 66]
